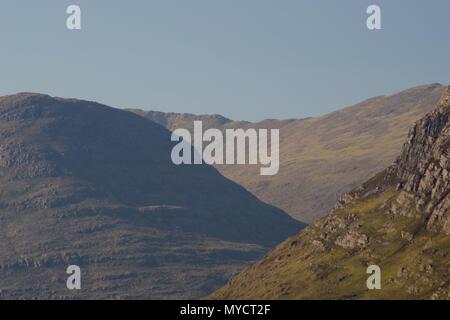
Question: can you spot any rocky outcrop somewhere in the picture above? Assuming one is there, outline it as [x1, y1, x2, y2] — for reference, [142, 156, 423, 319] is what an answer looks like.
[392, 86, 450, 234]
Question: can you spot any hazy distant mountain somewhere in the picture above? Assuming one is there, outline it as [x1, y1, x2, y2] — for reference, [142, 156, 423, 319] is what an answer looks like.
[210, 87, 450, 300]
[127, 109, 238, 132]
[131, 84, 446, 223]
[0, 93, 303, 299]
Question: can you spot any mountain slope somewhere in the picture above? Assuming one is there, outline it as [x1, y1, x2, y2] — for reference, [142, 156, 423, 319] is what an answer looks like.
[131, 84, 446, 223]
[0, 93, 303, 299]
[209, 87, 450, 300]
[127, 109, 238, 132]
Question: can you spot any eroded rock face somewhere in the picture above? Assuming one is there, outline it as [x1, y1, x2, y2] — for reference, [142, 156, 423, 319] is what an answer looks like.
[393, 87, 450, 234]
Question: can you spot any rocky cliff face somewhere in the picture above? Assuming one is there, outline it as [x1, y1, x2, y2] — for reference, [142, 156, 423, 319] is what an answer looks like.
[210, 87, 450, 300]
[392, 87, 450, 234]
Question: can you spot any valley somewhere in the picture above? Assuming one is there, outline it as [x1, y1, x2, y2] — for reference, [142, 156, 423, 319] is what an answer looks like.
[131, 83, 446, 223]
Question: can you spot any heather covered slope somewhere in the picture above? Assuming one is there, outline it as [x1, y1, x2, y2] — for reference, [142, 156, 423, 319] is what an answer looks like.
[210, 87, 450, 300]
[0, 93, 303, 299]
[131, 84, 446, 223]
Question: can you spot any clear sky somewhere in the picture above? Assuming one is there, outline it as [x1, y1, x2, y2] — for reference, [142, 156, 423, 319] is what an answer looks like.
[1, 0, 449, 121]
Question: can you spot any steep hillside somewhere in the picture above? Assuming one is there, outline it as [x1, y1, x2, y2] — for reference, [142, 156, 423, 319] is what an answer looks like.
[0, 93, 303, 299]
[209, 87, 450, 300]
[131, 84, 446, 223]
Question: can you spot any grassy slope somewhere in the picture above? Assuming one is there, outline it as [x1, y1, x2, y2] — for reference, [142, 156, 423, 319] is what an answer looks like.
[210, 183, 450, 300]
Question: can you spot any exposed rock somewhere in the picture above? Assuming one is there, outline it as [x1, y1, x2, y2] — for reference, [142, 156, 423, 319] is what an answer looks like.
[398, 267, 410, 278]
[311, 240, 326, 252]
[335, 231, 368, 249]
[401, 231, 414, 241]
[391, 86, 450, 235]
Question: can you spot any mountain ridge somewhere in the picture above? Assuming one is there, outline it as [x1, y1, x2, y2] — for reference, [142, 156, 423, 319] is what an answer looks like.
[209, 87, 450, 300]
[130, 83, 446, 223]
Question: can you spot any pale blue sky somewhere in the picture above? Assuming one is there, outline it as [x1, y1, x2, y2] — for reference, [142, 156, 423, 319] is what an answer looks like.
[0, 0, 449, 121]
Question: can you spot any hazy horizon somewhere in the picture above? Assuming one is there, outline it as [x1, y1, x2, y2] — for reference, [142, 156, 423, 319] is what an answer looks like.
[1, 0, 450, 121]
[1, 82, 446, 122]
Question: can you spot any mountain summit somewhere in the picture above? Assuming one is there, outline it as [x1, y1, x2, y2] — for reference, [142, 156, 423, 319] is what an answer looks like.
[0, 93, 303, 299]
[210, 87, 450, 300]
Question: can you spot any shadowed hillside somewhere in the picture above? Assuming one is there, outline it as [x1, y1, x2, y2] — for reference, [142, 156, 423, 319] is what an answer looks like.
[0, 93, 303, 299]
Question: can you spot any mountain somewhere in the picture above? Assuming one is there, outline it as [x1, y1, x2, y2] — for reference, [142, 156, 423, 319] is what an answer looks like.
[130, 84, 446, 223]
[209, 87, 450, 300]
[0, 93, 303, 299]
[127, 110, 238, 132]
